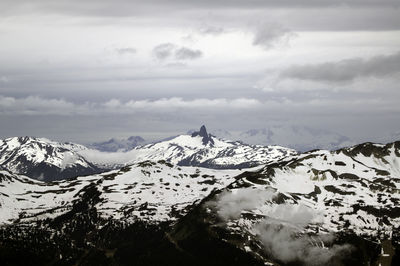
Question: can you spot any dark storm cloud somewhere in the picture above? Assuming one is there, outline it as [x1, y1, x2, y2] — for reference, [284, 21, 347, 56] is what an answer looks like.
[280, 51, 400, 83]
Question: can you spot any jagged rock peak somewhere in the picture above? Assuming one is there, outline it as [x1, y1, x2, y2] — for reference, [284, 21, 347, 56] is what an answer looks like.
[199, 125, 208, 138]
[191, 125, 215, 146]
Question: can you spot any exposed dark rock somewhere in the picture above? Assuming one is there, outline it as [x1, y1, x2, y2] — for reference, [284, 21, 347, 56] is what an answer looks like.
[191, 125, 215, 146]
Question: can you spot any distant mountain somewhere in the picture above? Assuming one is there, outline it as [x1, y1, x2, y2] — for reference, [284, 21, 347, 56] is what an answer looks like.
[0, 126, 296, 181]
[89, 136, 146, 152]
[0, 141, 399, 265]
[0, 137, 108, 182]
[120, 125, 297, 169]
[210, 125, 354, 152]
[380, 130, 400, 144]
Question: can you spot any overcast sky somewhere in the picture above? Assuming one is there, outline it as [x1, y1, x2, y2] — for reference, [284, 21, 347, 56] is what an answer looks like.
[0, 0, 399, 143]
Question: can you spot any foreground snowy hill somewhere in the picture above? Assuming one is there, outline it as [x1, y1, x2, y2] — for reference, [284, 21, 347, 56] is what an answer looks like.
[0, 137, 106, 182]
[0, 161, 241, 224]
[173, 141, 400, 265]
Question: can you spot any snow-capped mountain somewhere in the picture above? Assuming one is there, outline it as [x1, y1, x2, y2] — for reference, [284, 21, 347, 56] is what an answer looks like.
[114, 125, 297, 169]
[211, 125, 354, 152]
[0, 126, 296, 182]
[0, 137, 107, 182]
[173, 141, 400, 265]
[89, 136, 146, 152]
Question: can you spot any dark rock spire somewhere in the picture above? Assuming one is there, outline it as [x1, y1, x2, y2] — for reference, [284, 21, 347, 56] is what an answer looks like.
[191, 125, 215, 146]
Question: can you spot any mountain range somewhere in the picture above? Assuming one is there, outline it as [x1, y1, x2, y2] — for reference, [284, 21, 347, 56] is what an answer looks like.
[0, 138, 399, 265]
[88, 136, 147, 152]
[118, 125, 297, 169]
[0, 126, 296, 181]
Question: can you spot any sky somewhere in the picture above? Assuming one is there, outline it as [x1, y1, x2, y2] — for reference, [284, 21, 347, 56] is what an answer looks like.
[0, 0, 399, 143]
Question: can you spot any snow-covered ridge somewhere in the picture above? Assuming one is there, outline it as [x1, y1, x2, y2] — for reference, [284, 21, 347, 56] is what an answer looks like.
[0, 161, 242, 225]
[0, 137, 105, 181]
[194, 141, 400, 264]
[120, 125, 297, 169]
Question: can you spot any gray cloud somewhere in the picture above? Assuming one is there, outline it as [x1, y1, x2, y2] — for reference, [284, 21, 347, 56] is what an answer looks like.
[198, 25, 225, 35]
[253, 23, 295, 49]
[0, 0, 399, 145]
[152, 43, 176, 60]
[280, 51, 400, 83]
[153, 43, 203, 61]
[1, 1, 399, 32]
[0, 95, 263, 116]
[0, 95, 84, 116]
[1, 1, 399, 16]
[175, 47, 202, 60]
[0, 76, 8, 83]
[115, 47, 137, 55]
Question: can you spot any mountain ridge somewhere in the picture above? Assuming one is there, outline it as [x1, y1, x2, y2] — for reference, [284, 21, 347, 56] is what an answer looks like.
[0, 136, 108, 182]
[0, 140, 399, 265]
[0, 126, 296, 181]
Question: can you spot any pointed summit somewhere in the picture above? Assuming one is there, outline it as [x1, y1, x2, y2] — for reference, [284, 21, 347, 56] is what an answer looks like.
[199, 125, 208, 138]
[191, 125, 215, 146]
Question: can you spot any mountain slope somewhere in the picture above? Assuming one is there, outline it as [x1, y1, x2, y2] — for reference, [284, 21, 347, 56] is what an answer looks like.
[0, 163, 254, 266]
[171, 141, 400, 265]
[0, 137, 106, 182]
[117, 125, 297, 169]
[0, 161, 242, 224]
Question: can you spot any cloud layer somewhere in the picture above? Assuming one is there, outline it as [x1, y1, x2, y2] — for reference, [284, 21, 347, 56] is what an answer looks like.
[0, 0, 399, 143]
[280, 51, 400, 83]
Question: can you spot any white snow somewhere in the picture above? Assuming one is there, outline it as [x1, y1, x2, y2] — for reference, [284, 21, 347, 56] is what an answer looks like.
[0, 162, 242, 224]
